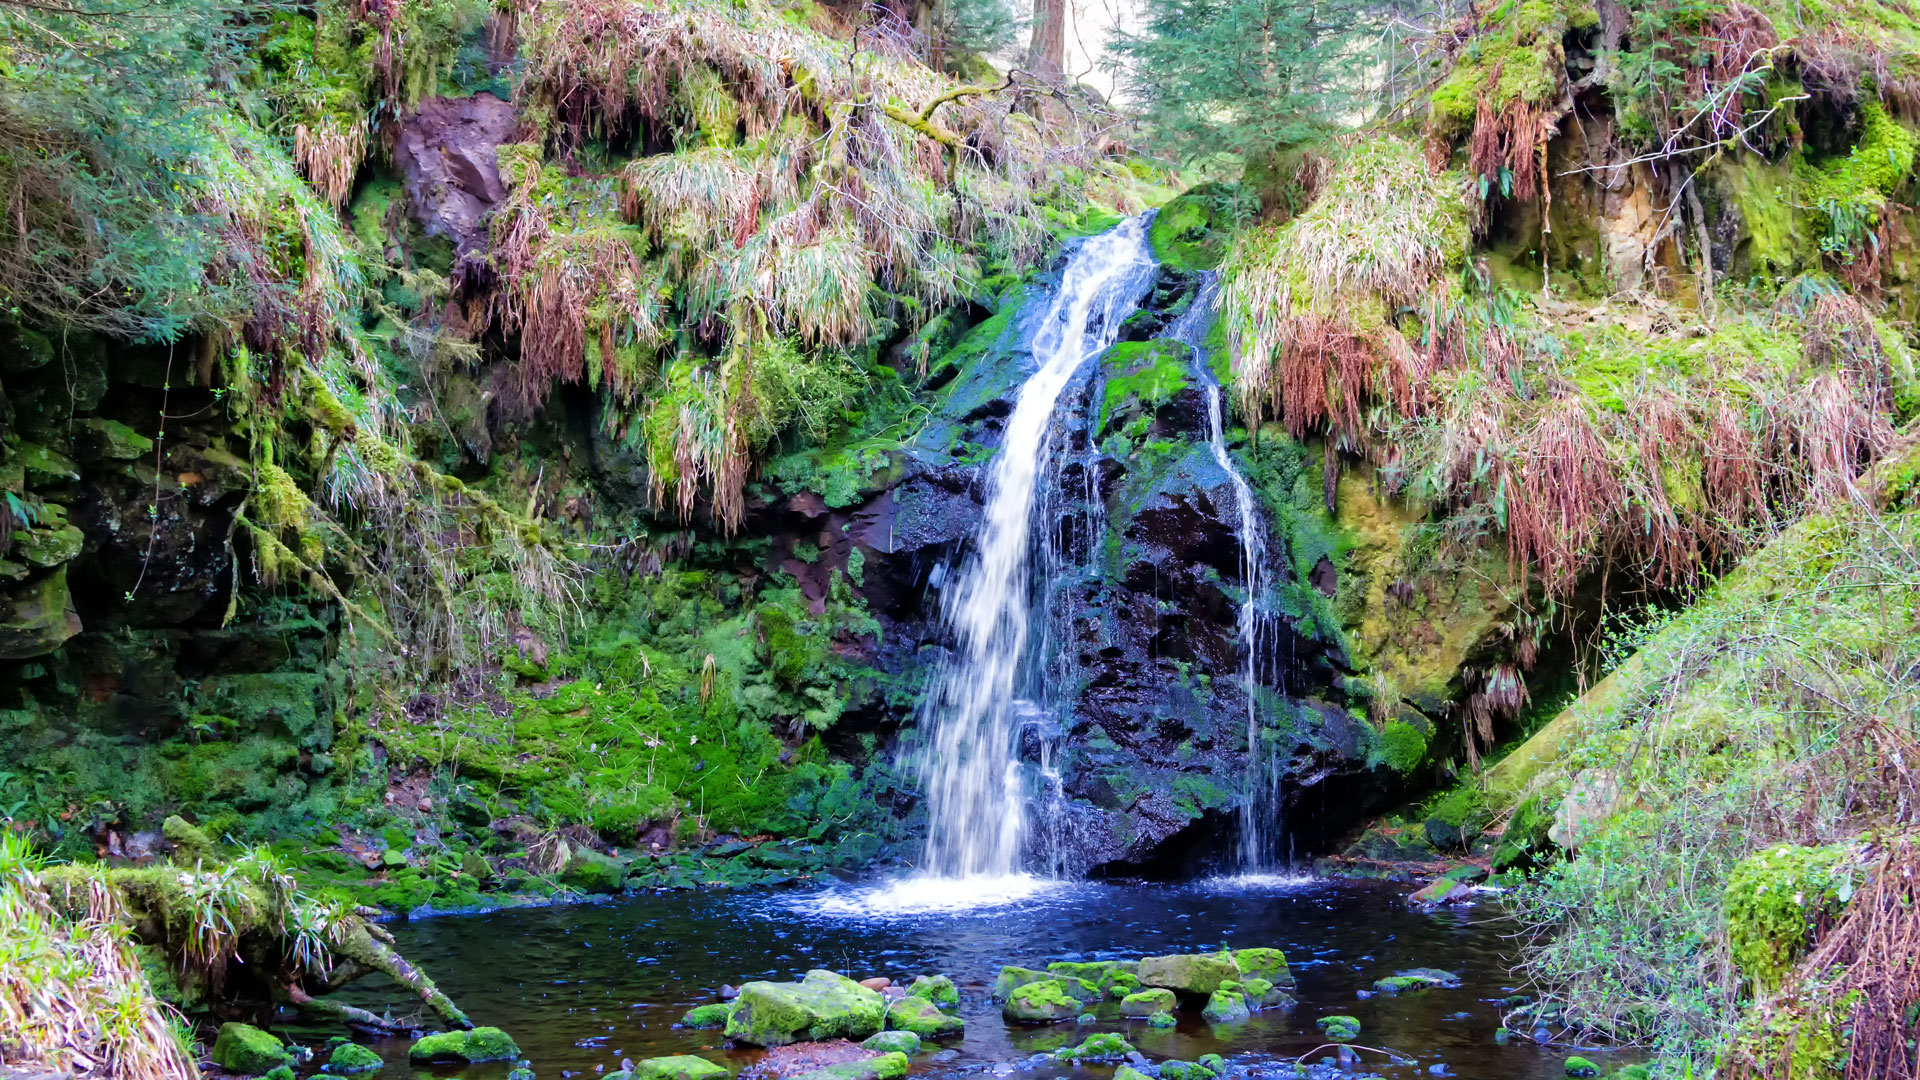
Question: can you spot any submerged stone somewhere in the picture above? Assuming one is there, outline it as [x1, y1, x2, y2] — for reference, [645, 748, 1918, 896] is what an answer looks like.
[1137, 952, 1241, 995]
[409, 1027, 521, 1064]
[887, 995, 963, 1037]
[1002, 979, 1082, 1023]
[1147, 1012, 1175, 1028]
[1564, 1058, 1601, 1078]
[212, 1023, 294, 1075]
[861, 1031, 921, 1055]
[790, 1051, 909, 1080]
[634, 1057, 730, 1080]
[725, 969, 887, 1047]
[1119, 987, 1176, 1017]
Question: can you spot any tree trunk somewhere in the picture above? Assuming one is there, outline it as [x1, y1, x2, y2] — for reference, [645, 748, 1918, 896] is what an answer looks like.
[1026, 0, 1066, 80]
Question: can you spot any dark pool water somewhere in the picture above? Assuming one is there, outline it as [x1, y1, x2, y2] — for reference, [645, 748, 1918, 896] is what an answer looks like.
[335, 876, 1625, 1080]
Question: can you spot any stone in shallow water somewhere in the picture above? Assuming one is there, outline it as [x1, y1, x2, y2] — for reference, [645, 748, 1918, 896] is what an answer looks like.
[861, 1031, 921, 1055]
[324, 1042, 383, 1074]
[1315, 1015, 1361, 1043]
[633, 1057, 729, 1080]
[1201, 989, 1250, 1023]
[680, 1003, 733, 1029]
[213, 1023, 295, 1075]
[1372, 968, 1462, 994]
[1230, 947, 1294, 987]
[906, 974, 959, 1008]
[1119, 988, 1176, 1017]
[1137, 952, 1241, 995]
[1054, 1033, 1134, 1062]
[887, 996, 964, 1037]
[1002, 980, 1082, 1023]
[725, 970, 887, 1047]
[1146, 1012, 1175, 1029]
[409, 1027, 522, 1064]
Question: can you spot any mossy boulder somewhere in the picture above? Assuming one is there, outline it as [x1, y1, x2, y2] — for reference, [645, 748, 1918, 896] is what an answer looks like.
[1047, 959, 1141, 995]
[1159, 1061, 1216, 1080]
[680, 1003, 733, 1029]
[1002, 978, 1082, 1022]
[887, 995, 963, 1038]
[790, 1052, 909, 1080]
[1316, 1015, 1362, 1042]
[559, 845, 626, 894]
[724, 969, 887, 1047]
[1230, 947, 1293, 987]
[1147, 1011, 1175, 1028]
[905, 974, 959, 1008]
[325, 1043, 383, 1074]
[409, 1027, 523, 1064]
[1201, 989, 1250, 1023]
[1119, 987, 1177, 1017]
[1054, 1032, 1134, 1062]
[989, 964, 1049, 1002]
[861, 1031, 921, 1055]
[1138, 952, 1241, 995]
[633, 1056, 729, 1080]
[1117, 1067, 1154, 1080]
[1564, 1058, 1600, 1078]
[212, 1023, 295, 1075]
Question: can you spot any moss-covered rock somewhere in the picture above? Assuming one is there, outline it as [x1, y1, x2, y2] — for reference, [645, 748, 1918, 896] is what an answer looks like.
[905, 973, 958, 1008]
[1230, 947, 1293, 987]
[1563, 1057, 1600, 1078]
[212, 1023, 295, 1075]
[679, 1003, 733, 1029]
[1054, 1032, 1135, 1062]
[1002, 978, 1082, 1022]
[633, 1056, 729, 1080]
[1117, 1066, 1154, 1080]
[1372, 968, 1461, 994]
[325, 1042, 383, 1074]
[989, 964, 1050, 1002]
[1239, 976, 1291, 1008]
[886, 995, 963, 1037]
[1316, 1015, 1361, 1042]
[724, 969, 887, 1047]
[1138, 952, 1241, 995]
[1146, 1011, 1176, 1028]
[559, 844, 626, 894]
[861, 1030, 921, 1055]
[1119, 987, 1177, 1016]
[1159, 1061, 1216, 1080]
[1201, 989, 1250, 1023]
[789, 1052, 909, 1080]
[408, 1027, 523, 1064]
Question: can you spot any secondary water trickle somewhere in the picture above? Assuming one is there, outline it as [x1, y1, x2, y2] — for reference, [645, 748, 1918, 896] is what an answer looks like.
[1171, 275, 1281, 871]
[913, 216, 1158, 889]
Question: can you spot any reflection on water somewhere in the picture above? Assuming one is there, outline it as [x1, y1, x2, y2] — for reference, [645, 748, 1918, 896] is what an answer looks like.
[330, 878, 1622, 1080]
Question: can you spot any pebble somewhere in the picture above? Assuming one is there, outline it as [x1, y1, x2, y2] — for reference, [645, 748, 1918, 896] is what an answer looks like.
[719, 985, 739, 1001]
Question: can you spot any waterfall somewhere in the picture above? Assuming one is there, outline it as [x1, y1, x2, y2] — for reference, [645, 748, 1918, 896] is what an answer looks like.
[1170, 277, 1281, 870]
[916, 216, 1158, 884]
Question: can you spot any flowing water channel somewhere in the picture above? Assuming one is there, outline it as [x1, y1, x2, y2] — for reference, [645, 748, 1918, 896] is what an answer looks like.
[337, 880, 1624, 1080]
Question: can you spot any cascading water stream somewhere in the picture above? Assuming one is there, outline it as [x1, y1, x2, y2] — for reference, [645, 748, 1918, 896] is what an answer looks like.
[1169, 277, 1281, 871]
[913, 217, 1157, 891]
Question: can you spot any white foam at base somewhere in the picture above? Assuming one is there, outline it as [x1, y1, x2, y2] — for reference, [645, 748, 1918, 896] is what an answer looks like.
[804, 874, 1075, 917]
[1200, 872, 1319, 891]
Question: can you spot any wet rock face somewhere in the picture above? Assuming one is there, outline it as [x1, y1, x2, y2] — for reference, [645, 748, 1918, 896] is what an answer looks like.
[393, 93, 518, 257]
